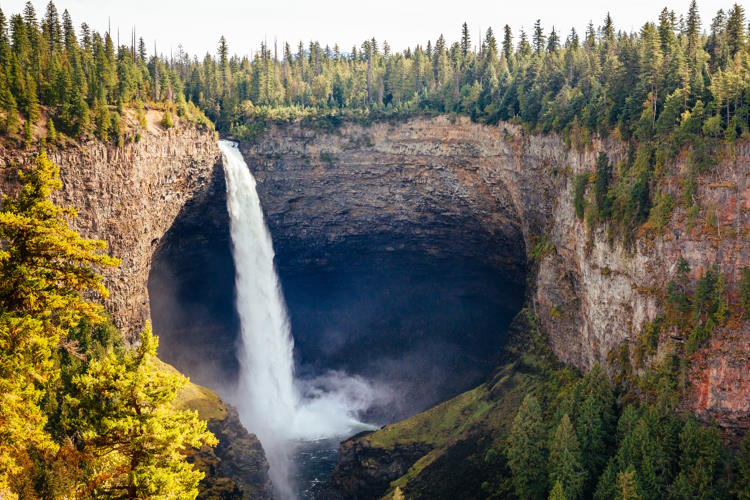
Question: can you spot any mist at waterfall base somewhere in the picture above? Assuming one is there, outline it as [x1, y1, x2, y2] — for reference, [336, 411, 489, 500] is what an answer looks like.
[219, 140, 382, 498]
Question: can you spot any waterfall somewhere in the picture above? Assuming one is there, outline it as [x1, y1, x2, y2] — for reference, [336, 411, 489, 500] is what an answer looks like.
[219, 140, 377, 498]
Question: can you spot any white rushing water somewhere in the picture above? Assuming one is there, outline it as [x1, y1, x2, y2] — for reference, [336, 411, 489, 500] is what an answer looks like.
[219, 140, 377, 498]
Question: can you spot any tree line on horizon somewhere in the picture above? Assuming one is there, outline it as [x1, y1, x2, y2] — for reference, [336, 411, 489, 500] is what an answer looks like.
[178, 1, 748, 144]
[2, 1, 748, 145]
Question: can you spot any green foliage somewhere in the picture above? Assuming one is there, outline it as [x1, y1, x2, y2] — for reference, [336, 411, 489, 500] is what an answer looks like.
[686, 265, 727, 354]
[594, 152, 612, 220]
[46, 117, 56, 145]
[634, 318, 662, 367]
[573, 172, 589, 220]
[595, 402, 682, 500]
[648, 191, 674, 233]
[549, 414, 585, 499]
[162, 2, 749, 157]
[740, 267, 750, 318]
[668, 418, 727, 499]
[162, 108, 174, 129]
[0, 152, 118, 494]
[93, 99, 111, 141]
[0, 2, 211, 144]
[111, 111, 123, 147]
[666, 261, 728, 355]
[23, 119, 32, 148]
[548, 481, 565, 500]
[616, 466, 640, 500]
[135, 99, 147, 129]
[735, 433, 750, 500]
[702, 115, 722, 137]
[68, 325, 217, 498]
[507, 394, 548, 499]
[0, 152, 216, 499]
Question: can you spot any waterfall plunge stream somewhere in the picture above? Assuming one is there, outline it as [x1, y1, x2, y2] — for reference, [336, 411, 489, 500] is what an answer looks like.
[220, 140, 376, 497]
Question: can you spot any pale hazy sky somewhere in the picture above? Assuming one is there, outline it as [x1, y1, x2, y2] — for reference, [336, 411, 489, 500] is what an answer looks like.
[0, 0, 735, 58]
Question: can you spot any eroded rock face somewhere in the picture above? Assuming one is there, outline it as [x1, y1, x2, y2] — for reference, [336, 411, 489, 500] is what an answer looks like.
[239, 116, 750, 431]
[197, 405, 274, 499]
[540, 139, 750, 433]
[0, 125, 220, 342]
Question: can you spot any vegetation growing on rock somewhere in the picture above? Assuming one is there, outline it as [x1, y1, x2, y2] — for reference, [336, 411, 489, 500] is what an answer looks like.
[0, 152, 216, 499]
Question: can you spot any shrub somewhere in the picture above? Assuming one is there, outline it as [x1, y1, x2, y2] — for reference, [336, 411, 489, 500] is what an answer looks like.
[162, 109, 174, 129]
[574, 172, 589, 220]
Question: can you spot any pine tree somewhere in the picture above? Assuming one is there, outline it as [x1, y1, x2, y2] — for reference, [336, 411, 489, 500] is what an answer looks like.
[658, 8, 677, 54]
[640, 22, 664, 123]
[685, 1, 700, 59]
[61, 9, 74, 51]
[93, 98, 110, 141]
[548, 481, 565, 500]
[162, 107, 173, 129]
[42, 1, 61, 52]
[0, 152, 118, 493]
[603, 13, 616, 46]
[68, 325, 217, 498]
[461, 22, 471, 57]
[24, 75, 40, 123]
[533, 20, 545, 55]
[3, 94, 20, 135]
[518, 29, 532, 57]
[110, 111, 122, 147]
[735, 433, 750, 499]
[23, 118, 32, 148]
[549, 414, 585, 500]
[668, 418, 726, 498]
[485, 27, 498, 61]
[502, 25, 513, 62]
[616, 467, 640, 500]
[547, 27, 560, 53]
[46, 117, 56, 144]
[725, 4, 746, 56]
[507, 394, 547, 499]
[138, 36, 146, 62]
[585, 21, 596, 50]
[567, 28, 580, 49]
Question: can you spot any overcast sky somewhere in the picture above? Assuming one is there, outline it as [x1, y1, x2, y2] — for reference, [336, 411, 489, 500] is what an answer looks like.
[0, 0, 735, 58]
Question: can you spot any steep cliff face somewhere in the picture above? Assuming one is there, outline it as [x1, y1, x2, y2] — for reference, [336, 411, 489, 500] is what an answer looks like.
[0, 124, 220, 341]
[240, 116, 750, 431]
[539, 140, 750, 433]
[0, 122, 273, 496]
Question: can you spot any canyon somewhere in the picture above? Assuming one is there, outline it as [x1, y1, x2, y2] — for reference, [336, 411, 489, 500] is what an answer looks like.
[237, 115, 749, 432]
[2, 114, 748, 498]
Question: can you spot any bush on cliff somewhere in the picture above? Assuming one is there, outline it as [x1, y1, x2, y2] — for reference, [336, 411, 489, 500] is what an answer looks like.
[0, 152, 216, 499]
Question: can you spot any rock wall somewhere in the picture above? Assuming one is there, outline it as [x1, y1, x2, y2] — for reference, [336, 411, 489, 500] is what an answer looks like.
[0, 124, 221, 341]
[241, 115, 750, 430]
[0, 123, 274, 495]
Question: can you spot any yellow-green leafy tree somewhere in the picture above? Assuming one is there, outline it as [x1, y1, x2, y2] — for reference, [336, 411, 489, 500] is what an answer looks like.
[0, 151, 118, 496]
[67, 324, 217, 499]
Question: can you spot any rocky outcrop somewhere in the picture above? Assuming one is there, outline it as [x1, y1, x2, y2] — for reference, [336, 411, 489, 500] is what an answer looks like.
[240, 116, 750, 432]
[318, 432, 432, 499]
[194, 405, 273, 499]
[0, 124, 220, 341]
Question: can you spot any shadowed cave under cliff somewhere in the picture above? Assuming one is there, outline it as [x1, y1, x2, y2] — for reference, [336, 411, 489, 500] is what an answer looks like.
[147, 158, 527, 421]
